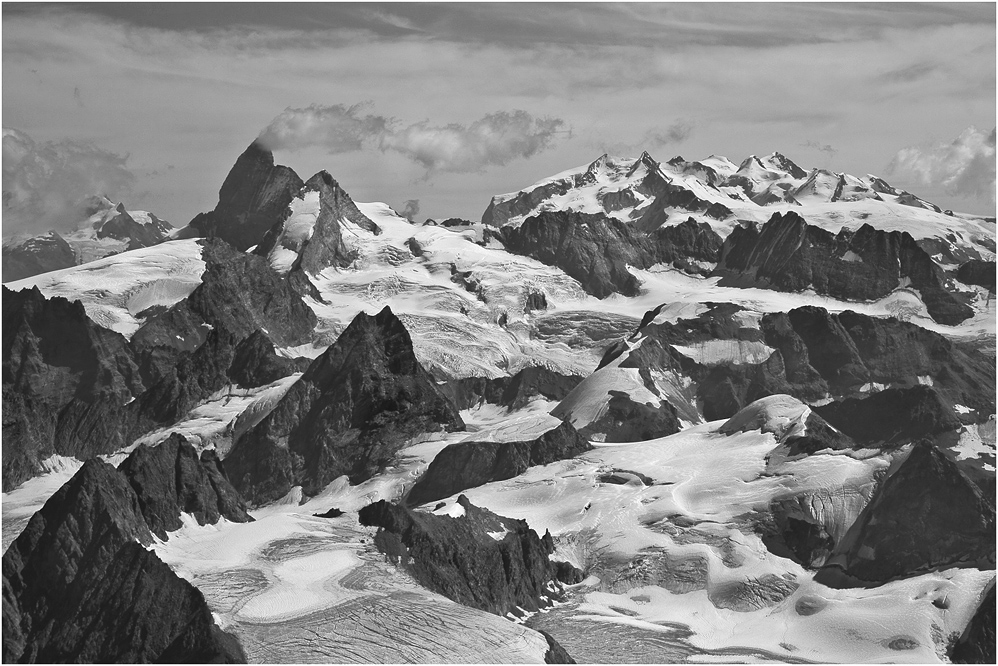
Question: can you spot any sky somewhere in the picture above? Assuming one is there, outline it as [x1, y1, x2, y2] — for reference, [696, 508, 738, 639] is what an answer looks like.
[2, 2, 995, 236]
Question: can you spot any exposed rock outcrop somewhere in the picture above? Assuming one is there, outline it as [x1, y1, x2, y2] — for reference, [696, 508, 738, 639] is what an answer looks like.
[438, 366, 583, 411]
[188, 141, 304, 251]
[713, 212, 974, 325]
[227, 329, 308, 389]
[359, 495, 574, 617]
[225, 306, 465, 504]
[254, 170, 381, 275]
[816, 385, 963, 446]
[2, 455, 247, 663]
[957, 259, 996, 293]
[2, 286, 144, 489]
[131, 239, 317, 353]
[2, 233, 76, 283]
[498, 211, 721, 298]
[117, 434, 252, 540]
[406, 421, 592, 507]
[950, 580, 996, 664]
[814, 441, 996, 588]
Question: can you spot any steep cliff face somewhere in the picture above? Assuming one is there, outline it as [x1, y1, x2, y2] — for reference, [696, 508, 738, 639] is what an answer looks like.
[816, 385, 963, 446]
[188, 141, 304, 251]
[498, 211, 722, 298]
[117, 434, 252, 540]
[254, 170, 381, 275]
[957, 259, 996, 292]
[131, 239, 317, 353]
[713, 212, 974, 324]
[359, 495, 577, 617]
[552, 301, 994, 444]
[814, 441, 995, 588]
[438, 366, 583, 411]
[2, 286, 144, 489]
[950, 580, 996, 664]
[225, 306, 465, 504]
[2, 456, 247, 663]
[406, 421, 592, 507]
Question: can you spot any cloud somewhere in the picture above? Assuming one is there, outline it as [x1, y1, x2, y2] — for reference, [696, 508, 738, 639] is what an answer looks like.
[886, 126, 996, 202]
[2, 128, 136, 235]
[399, 199, 420, 222]
[801, 140, 838, 158]
[258, 105, 566, 175]
[256, 103, 391, 153]
[380, 111, 565, 173]
[643, 121, 694, 147]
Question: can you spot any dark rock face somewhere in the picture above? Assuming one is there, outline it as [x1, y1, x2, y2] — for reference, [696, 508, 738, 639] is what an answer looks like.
[254, 170, 381, 275]
[563, 301, 993, 444]
[816, 385, 963, 446]
[540, 630, 577, 664]
[950, 581, 996, 664]
[2, 233, 76, 283]
[957, 260, 996, 292]
[227, 329, 307, 389]
[2, 286, 144, 489]
[132, 239, 317, 353]
[188, 141, 304, 251]
[814, 441, 996, 588]
[499, 211, 721, 299]
[2, 458, 246, 663]
[713, 212, 974, 325]
[225, 306, 465, 504]
[359, 495, 574, 617]
[406, 421, 592, 507]
[117, 434, 252, 540]
[578, 391, 683, 443]
[778, 307, 993, 415]
[438, 366, 583, 411]
[96, 204, 171, 249]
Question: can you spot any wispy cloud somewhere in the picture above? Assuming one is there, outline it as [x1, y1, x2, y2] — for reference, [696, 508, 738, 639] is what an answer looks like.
[801, 140, 838, 158]
[257, 103, 391, 152]
[2, 127, 135, 235]
[380, 111, 565, 173]
[398, 198, 420, 222]
[886, 126, 996, 202]
[258, 105, 566, 175]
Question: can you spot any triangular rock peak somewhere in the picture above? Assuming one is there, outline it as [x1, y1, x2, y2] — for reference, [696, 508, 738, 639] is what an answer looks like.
[254, 169, 381, 275]
[188, 141, 304, 251]
[815, 440, 996, 588]
[224, 306, 465, 505]
[2, 444, 249, 663]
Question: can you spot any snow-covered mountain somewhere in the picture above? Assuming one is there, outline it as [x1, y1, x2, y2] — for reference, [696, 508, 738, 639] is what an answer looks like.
[484, 150, 996, 265]
[2, 142, 994, 664]
[2, 195, 173, 282]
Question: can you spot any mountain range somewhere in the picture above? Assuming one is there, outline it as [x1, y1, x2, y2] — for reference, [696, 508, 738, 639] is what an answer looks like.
[2, 141, 995, 664]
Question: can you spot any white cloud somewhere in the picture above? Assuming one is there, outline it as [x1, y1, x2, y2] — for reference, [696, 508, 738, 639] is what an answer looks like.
[2, 128, 136, 235]
[256, 103, 391, 153]
[886, 126, 996, 202]
[379, 111, 565, 173]
[257, 105, 565, 175]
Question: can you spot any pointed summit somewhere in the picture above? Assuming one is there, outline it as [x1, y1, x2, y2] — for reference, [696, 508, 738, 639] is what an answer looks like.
[254, 169, 381, 275]
[225, 306, 465, 504]
[815, 440, 995, 588]
[761, 152, 807, 179]
[187, 141, 305, 251]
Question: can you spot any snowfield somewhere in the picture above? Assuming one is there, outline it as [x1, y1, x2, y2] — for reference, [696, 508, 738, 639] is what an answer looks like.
[4, 239, 205, 338]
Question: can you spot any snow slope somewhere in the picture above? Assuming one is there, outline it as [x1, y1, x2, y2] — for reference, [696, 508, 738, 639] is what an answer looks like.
[431, 419, 992, 663]
[4, 239, 205, 337]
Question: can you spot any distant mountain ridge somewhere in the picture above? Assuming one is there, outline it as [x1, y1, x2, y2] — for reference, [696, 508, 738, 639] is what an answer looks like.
[2, 196, 173, 282]
[483, 150, 996, 266]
